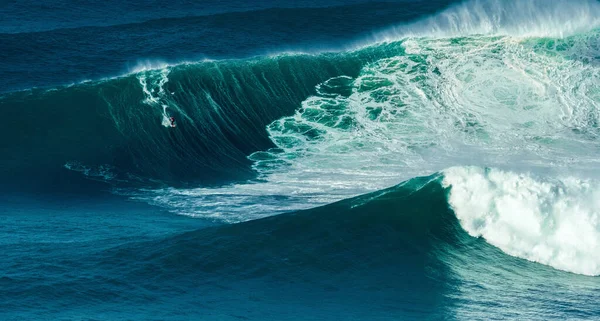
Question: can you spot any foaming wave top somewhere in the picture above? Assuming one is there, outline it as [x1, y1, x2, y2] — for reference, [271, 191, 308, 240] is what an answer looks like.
[444, 166, 600, 276]
[371, 0, 600, 42]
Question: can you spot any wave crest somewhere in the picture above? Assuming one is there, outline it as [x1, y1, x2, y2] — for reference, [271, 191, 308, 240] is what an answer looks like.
[371, 0, 600, 42]
[444, 166, 600, 276]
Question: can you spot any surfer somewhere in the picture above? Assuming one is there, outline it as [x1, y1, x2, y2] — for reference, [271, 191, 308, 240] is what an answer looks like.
[169, 116, 177, 127]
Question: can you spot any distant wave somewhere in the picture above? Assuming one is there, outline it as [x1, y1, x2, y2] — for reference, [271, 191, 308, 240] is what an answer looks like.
[0, 0, 396, 35]
[0, 1, 429, 93]
[0, 1, 433, 37]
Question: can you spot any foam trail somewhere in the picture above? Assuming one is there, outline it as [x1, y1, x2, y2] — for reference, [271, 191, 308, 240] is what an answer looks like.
[370, 0, 600, 42]
[137, 68, 178, 127]
[443, 166, 600, 276]
[130, 60, 171, 74]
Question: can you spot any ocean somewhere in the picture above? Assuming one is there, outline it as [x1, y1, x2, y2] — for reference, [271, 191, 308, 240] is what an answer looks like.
[2, 0, 600, 319]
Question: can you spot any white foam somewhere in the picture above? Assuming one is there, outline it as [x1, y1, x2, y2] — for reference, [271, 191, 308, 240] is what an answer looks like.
[138, 68, 170, 106]
[372, 0, 600, 43]
[123, 185, 339, 223]
[443, 166, 600, 276]
[251, 33, 600, 189]
[64, 161, 118, 182]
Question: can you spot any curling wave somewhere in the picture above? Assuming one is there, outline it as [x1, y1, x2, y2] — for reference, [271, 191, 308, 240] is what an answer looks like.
[443, 166, 600, 276]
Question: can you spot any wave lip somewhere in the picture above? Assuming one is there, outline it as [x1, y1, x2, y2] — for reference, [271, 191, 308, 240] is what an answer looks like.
[443, 166, 600, 276]
[371, 0, 600, 42]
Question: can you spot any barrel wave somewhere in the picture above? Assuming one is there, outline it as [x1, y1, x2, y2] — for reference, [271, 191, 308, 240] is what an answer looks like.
[3, 0, 600, 319]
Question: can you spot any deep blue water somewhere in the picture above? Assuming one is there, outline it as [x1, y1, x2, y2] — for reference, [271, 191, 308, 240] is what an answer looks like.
[3, 0, 600, 320]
